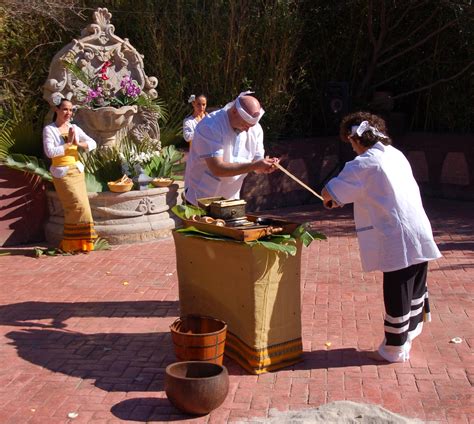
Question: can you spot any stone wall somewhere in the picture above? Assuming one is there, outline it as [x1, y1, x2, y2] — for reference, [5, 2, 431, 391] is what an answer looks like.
[241, 132, 474, 211]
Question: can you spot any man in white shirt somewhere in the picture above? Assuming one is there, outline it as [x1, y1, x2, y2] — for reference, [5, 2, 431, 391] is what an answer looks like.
[184, 91, 279, 205]
[322, 112, 441, 363]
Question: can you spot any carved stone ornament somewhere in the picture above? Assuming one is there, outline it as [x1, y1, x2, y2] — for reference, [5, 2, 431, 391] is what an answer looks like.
[42, 7, 160, 147]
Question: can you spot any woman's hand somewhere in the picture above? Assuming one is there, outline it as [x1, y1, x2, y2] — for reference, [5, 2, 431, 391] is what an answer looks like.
[321, 187, 338, 209]
[68, 126, 87, 149]
[68, 127, 77, 145]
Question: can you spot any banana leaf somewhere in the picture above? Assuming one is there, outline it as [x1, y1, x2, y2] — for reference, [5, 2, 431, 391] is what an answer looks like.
[176, 225, 301, 256]
[3, 153, 52, 181]
[172, 204, 206, 219]
[291, 223, 327, 247]
[251, 239, 298, 256]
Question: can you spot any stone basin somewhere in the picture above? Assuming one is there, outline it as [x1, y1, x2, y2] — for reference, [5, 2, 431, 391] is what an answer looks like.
[74, 105, 138, 148]
[45, 181, 184, 245]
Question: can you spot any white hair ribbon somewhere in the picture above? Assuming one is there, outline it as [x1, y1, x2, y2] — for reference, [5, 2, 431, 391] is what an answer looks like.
[234, 90, 265, 125]
[351, 121, 387, 138]
[188, 94, 196, 103]
[52, 93, 64, 106]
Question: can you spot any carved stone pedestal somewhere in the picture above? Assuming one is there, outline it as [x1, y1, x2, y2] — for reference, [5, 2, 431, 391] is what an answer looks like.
[45, 182, 184, 245]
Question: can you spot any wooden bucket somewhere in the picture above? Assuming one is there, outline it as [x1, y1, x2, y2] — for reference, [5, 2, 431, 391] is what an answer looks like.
[170, 315, 227, 365]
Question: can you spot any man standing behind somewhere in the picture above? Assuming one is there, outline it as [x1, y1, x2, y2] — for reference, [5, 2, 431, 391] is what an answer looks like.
[184, 91, 279, 205]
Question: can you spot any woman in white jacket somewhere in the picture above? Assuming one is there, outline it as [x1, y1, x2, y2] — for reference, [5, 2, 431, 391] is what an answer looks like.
[43, 98, 98, 252]
[322, 111, 441, 363]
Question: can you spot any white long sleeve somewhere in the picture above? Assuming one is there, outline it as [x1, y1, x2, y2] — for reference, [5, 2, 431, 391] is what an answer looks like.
[42, 123, 97, 178]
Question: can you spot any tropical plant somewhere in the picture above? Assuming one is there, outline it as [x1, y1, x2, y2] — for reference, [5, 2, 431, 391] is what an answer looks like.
[144, 144, 185, 179]
[0, 119, 52, 181]
[81, 137, 185, 192]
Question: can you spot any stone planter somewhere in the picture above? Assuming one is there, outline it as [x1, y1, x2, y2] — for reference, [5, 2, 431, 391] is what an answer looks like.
[75, 106, 138, 148]
[45, 181, 184, 245]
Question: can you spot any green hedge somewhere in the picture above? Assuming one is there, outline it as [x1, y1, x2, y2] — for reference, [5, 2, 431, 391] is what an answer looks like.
[1, 0, 472, 139]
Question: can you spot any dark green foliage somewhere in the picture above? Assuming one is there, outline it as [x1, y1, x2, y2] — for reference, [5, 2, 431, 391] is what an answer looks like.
[145, 145, 185, 179]
[0, 118, 52, 181]
[1, 0, 472, 141]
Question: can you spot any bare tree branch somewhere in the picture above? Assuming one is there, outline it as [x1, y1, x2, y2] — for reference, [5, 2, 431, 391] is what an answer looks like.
[367, 0, 376, 47]
[377, 17, 459, 68]
[371, 55, 434, 89]
[2, 0, 86, 30]
[25, 41, 63, 58]
[388, 0, 431, 33]
[390, 61, 474, 100]
[381, 6, 440, 56]
[357, 1, 388, 97]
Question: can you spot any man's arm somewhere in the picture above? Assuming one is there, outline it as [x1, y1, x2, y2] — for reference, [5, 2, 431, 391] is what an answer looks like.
[205, 156, 277, 177]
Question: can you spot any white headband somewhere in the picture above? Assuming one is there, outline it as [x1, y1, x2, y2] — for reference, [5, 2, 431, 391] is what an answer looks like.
[234, 90, 265, 125]
[188, 94, 196, 103]
[351, 121, 387, 139]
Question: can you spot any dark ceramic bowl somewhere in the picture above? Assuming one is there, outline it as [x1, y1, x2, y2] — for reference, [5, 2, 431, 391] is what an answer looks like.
[165, 361, 229, 415]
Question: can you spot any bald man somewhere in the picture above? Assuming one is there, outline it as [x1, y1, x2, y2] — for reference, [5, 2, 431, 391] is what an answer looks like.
[183, 91, 279, 205]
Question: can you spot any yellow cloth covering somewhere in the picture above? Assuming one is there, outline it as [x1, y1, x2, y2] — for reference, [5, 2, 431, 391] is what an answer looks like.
[52, 145, 79, 167]
[173, 231, 303, 374]
[53, 166, 97, 252]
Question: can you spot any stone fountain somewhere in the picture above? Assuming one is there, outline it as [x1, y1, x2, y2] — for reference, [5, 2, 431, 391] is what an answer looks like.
[43, 7, 159, 147]
[42, 8, 184, 245]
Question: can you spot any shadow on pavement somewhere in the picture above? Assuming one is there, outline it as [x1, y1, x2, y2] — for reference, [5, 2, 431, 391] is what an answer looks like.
[295, 348, 384, 369]
[0, 300, 179, 328]
[111, 397, 190, 422]
[1, 301, 179, 393]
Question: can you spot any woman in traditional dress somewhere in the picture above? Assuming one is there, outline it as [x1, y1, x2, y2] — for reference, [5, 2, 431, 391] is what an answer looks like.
[43, 98, 98, 252]
[183, 93, 208, 149]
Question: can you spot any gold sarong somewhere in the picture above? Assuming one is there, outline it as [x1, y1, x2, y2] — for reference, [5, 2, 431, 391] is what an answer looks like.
[52, 166, 97, 252]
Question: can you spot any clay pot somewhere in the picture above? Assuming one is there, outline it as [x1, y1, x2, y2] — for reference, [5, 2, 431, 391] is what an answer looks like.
[165, 361, 229, 415]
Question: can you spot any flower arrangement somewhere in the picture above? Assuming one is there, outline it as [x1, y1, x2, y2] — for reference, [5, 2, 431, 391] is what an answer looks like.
[82, 61, 142, 108]
[60, 55, 158, 112]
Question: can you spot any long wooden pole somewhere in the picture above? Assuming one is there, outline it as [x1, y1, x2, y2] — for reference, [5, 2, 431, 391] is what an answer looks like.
[274, 162, 324, 202]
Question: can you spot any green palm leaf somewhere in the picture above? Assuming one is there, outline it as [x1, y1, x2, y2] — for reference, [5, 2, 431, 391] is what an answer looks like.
[94, 237, 111, 251]
[4, 153, 52, 181]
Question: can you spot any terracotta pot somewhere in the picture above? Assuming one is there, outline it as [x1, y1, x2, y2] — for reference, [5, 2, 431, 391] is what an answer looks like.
[165, 361, 229, 415]
[170, 316, 227, 365]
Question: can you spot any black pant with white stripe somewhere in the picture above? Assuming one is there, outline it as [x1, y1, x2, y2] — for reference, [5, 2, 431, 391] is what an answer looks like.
[379, 261, 430, 362]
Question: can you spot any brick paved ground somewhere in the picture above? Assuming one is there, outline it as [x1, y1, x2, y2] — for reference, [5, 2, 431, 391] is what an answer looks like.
[0, 198, 472, 423]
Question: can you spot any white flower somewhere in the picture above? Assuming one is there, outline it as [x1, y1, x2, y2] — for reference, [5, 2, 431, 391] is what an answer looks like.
[52, 93, 63, 106]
